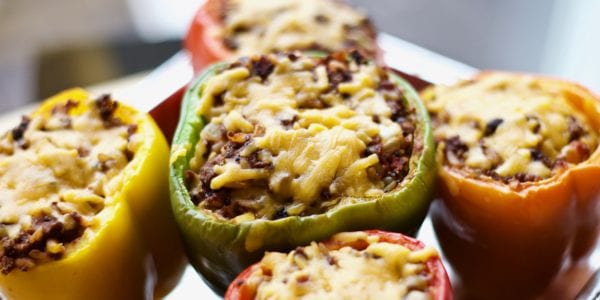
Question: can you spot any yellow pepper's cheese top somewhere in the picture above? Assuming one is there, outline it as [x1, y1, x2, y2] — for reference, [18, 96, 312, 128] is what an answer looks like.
[241, 232, 437, 300]
[186, 52, 417, 220]
[425, 73, 598, 183]
[0, 96, 140, 274]
[220, 0, 377, 58]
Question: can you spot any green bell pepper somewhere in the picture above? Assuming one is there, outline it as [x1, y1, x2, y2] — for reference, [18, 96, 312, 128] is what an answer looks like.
[169, 52, 436, 293]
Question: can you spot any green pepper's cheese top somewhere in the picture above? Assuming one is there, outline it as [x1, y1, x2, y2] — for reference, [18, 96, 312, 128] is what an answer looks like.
[220, 0, 377, 58]
[241, 231, 436, 300]
[424, 73, 598, 183]
[187, 52, 417, 221]
[0, 96, 140, 274]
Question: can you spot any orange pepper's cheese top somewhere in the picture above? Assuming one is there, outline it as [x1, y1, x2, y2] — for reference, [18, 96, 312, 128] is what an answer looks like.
[220, 0, 376, 57]
[0, 96, 140, 273]
[424, 73, 598, 182]
[242, 231, 437, 300]
[187, 53, 416, 221]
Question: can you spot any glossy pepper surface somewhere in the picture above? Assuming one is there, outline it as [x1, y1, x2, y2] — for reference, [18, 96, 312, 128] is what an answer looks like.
[0, 89, 186, 299]
[424, 73, 600, 299]
[183, 0, 382, 73]
[225, 230, 453, 300]
[169, 56, 436, 293]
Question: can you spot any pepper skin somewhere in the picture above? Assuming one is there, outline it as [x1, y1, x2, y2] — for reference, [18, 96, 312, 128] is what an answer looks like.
[0, 89, 186, 299]
[424, 73, 600, 299]
[183, 0, 382, 73]
[184, 0, 231, 73]
[169, 56, 436, 293]
[225, 230, 453, 300]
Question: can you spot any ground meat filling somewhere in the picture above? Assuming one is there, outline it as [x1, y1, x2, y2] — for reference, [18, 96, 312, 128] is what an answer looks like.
[186, 52, 417, 222]
[424, 74, 599, 185]
[0, 95, 138, 274]
[237, 232, 437, 300]
[219, 0, 378, 58]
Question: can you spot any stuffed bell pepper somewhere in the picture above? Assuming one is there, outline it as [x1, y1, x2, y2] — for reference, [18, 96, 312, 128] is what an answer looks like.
[226, 230, 452, 300]
[169, 51, 436, 292]
[184, 0, 380, 72]
[423, 72, 600, 299]
[0, 89, 186, 299]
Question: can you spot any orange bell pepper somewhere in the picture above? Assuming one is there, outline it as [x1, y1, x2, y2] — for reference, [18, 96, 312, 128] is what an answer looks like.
[424, 73, 600, 299]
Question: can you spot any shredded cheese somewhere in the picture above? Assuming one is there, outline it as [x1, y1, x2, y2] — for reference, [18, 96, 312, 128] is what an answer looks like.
[189, 53, 415, 220]
[221, 0, 376, 57]
[426, 73, 598, 180]
[0, 97, 139, 272]
[244, 232, 436, 300]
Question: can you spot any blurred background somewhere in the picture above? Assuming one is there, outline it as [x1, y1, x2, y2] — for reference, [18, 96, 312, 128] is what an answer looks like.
[0, 0, 599, 113]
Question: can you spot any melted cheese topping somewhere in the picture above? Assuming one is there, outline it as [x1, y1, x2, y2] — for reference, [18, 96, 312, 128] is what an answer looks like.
[221, 0, 376, 57]
[0, 99, 139, 268]
[425, 73, 598, 180]
[243, 232, 436, 300]
[189, 53, 415, 220]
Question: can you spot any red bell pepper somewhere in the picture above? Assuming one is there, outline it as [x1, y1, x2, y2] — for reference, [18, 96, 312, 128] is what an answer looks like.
[224, 230, 453, 300]
[184, 0, 232, 73]
[184, 0, 382, 73]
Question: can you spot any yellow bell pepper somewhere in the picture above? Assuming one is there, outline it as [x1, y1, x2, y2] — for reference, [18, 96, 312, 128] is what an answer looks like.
[0, 88, 186, 299]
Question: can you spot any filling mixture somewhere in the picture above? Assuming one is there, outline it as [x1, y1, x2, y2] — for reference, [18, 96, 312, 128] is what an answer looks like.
[425, 73, 598, 185]
[0, 95, 139, 274]
[219, 0, 377, 58]
[186, 52, 417, 222]
[238, 231, 437, 300]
